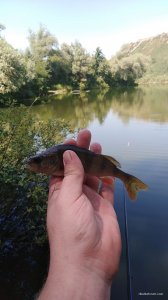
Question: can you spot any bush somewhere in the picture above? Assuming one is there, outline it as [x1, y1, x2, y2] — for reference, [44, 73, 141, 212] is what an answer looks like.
[96, 76, 109, 89]
[0, 106, 72, 255]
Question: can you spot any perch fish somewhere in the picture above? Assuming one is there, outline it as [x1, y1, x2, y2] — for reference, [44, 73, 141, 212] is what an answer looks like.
[26, 144, 148, 200]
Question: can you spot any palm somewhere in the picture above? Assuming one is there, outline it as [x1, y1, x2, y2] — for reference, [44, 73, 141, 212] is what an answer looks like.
[74, 188, 121, 279]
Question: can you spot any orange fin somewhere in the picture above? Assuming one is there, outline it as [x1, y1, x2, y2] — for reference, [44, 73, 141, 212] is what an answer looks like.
[124, 176, 148, 200]
[103, 155, 121, 168]
[100, 176, 115, 185]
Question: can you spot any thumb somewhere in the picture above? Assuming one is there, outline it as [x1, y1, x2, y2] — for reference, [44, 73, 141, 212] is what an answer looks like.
[59, 150, 84, 204]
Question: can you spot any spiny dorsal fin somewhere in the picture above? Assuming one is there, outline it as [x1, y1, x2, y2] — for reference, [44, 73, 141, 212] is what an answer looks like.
[103, 155, 121, 168]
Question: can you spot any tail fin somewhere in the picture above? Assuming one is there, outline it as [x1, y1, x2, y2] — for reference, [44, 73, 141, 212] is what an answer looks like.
[124, 175, 148, 200]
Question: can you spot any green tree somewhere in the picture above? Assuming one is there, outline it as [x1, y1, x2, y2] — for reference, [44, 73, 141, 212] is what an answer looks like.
[61, 41, 92, 89]
[47, 51, 72, 87]
[27, 25, 58, 95]
[28, 25, 58, 59]
[91, 47, 112, 88]
[0, 39, 27, 96]
[110, 54, 149, 85]
[71, 41, 92, 89]
[92, 47, 106, 76]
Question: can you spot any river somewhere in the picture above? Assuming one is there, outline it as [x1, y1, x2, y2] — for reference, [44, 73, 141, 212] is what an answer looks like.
[1, 86, 168, 299]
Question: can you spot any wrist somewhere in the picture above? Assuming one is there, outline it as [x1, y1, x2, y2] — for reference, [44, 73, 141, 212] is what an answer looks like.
[38, 260, 112, 300]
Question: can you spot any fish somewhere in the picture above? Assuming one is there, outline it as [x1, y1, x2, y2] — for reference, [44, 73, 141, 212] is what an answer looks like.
[26, 144, 148, 200]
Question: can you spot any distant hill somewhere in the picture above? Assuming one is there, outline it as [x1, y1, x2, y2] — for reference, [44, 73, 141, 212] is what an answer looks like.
[115, 33, 168, 84]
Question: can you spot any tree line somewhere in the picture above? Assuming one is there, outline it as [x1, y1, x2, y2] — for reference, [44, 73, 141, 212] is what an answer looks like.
[0, 24, 149, 105]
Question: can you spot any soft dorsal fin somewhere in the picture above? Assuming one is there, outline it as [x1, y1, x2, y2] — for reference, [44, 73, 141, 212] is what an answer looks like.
[103, 155, 121, 168]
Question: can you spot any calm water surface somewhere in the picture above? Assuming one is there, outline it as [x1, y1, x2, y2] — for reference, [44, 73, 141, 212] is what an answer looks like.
[2, 86, 168, 299]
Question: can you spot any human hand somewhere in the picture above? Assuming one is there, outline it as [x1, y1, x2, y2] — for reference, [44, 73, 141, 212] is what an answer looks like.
[38, 129, 121, 300]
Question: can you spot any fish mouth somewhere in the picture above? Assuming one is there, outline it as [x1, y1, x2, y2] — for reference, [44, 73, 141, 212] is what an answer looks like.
[25, 162, 39, 173]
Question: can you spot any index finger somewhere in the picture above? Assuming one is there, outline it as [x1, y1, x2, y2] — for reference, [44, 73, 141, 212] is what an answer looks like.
[64, 129, 91, 149]
[76, 129, 91, 149]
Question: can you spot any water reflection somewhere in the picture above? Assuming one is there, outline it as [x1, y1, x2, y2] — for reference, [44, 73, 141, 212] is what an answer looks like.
[32, 86, 168, 126]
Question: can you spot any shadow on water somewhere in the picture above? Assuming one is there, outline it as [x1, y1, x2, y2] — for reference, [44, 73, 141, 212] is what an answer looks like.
[1, 86, 168, 299]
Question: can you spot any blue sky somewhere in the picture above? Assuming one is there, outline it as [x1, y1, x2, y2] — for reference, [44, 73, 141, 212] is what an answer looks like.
[1, 0, 168, 58]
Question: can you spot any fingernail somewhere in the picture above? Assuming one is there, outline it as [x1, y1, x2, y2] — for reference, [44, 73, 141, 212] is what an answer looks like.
[63, 150, 72, 165]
